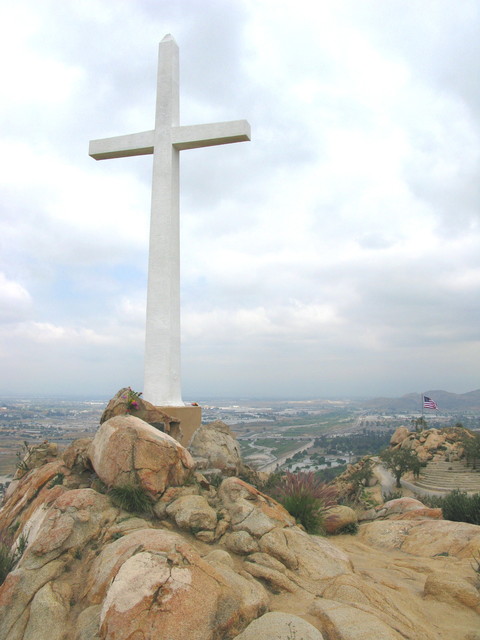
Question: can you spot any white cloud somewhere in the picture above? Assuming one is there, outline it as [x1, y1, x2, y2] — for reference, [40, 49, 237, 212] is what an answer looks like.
[0, 0, 479, 398]
[0, 274, 32, 323]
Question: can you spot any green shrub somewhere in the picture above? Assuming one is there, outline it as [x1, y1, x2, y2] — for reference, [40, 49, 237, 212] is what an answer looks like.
[440, 490, 480, 525]
[334, 521, 359, 535]
[0, 542, 16, 586]
[382, 490, 403, 502]
[267, 471, 338, 534]
[48, 473, 65, 488]
[418, 490, 480, 524]
[110, 532, 124, 541]
[108, 485, 154, 515]
[15, 441, 33, 473]
[0, 531, 28, 586]
[415, 493, 444, 508]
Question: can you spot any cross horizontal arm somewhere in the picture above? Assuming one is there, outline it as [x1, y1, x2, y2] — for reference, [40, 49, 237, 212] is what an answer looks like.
[172, 119, 251, 150]
[89, 130, 155, 160]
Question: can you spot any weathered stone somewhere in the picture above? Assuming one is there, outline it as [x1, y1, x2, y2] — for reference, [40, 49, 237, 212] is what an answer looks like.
[222, 530, 259, 554]
[235, 612, 324, 640]
[88, 415, 194, 497]
[194, 529, 215, 542]
[75, 605, 101, 640]
[424, 572, 480, 612]
[100, 387, 181, 440]
[165, 494, 217, 531]
[152, 485, 199, 518]
[23, 581, 71, 640]
[424, 430, 444, 450]
[258, 527, 353, 584]
[310, 598, 405, 640]
[14, 441, 59, 479]
[188, 420, 243, 475]
[324, 505, 357, 534]
[0, 460, 69, 535]
[62, 439, 92, 473]
[389, 507, 442, 520]
[0, 559, 66, 640]
[382, 497, 427, 514]
[243, 556, 298, 593]
[319, 573, 427, 638]
[218, 477, 294, 537]
[94, 528, 266, 640]
[203, 549, 234, 568]
[390, 426, 410, 446]
[24, 489, 117, 564]
[358, 519, 480, 558]
[400, 435, 419, 450]
[203, 550, 269, 624]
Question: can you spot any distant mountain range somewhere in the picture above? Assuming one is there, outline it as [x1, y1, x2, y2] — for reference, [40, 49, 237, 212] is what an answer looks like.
[362, 389, 480, 412]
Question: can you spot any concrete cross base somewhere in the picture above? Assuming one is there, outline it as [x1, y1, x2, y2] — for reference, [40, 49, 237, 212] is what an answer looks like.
[157, 405, 202, 447]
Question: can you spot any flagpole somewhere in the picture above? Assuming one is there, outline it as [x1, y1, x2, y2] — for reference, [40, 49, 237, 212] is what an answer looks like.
[421, 391, 424, 419]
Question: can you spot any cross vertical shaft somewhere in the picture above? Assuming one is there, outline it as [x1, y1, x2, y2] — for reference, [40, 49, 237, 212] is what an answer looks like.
[89, 35, 250, 407]
[145, 36, 182, 405]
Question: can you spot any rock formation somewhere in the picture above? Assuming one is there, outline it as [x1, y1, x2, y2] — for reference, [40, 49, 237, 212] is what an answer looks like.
[100, 387, 182, 440]
[388, 424, 468, 462]
[0, 415, 479, 640]
[189, 420, 243, 476]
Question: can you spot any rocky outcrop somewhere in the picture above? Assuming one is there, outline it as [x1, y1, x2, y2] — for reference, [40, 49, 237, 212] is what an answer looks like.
[1, 414, 479, 640]
[424, 572, 480, 612]
[389, 425, 468, 463]
[218, 477, 295, 536]
[89, 415, 194, 497]
[324, 505, 357, 534]
[13, 441, 59, 480]
[188, 420, 243, 475]
[390, 426, 410, 446]
[93, 529, 268, 640]
[360, 496, 443, 523]
[100, 387, 182, 440]
[358, 518, 480, 558]
[235, 612, 324, 639]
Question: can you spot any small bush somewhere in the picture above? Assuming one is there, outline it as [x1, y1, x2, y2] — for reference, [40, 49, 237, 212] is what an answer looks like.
[110, 532, 124, 541]
[0, 542, 16, 586]
[382, 490, 403, 502]
[15, 533, 28, 558]
[441, 490, 480, 525]
[108, 485, 154, 515]
[267, 471, 337, 534]
[417, 490, 480, 524]
[48, 473, 65, 488]
[334, 521, 359, 535]
[14, 441, 34, 475]
[415, 493, 444, 509]
[0, 531, 28, 586]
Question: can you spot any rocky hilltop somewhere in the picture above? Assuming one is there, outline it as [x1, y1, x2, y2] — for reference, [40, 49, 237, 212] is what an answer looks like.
[0, 411, 479, 639]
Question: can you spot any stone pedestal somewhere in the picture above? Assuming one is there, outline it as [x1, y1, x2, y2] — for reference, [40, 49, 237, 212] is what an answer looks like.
[157, 405, 202, 447]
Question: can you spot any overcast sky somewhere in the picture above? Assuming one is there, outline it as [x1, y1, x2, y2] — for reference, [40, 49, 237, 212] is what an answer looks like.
[1, 0, 479, 400]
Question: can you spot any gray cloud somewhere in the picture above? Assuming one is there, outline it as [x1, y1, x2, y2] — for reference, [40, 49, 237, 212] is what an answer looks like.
[0, 0, 479, 398]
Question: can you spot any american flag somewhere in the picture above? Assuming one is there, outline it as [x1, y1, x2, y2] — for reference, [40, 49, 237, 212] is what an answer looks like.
[423, 395, 438, 410]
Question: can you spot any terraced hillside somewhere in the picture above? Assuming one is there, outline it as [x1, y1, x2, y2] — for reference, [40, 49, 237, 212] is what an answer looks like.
[415, 460, 480, 493]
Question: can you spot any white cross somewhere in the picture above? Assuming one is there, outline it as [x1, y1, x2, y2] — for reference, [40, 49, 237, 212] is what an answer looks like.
[89, 35, 250, 406]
